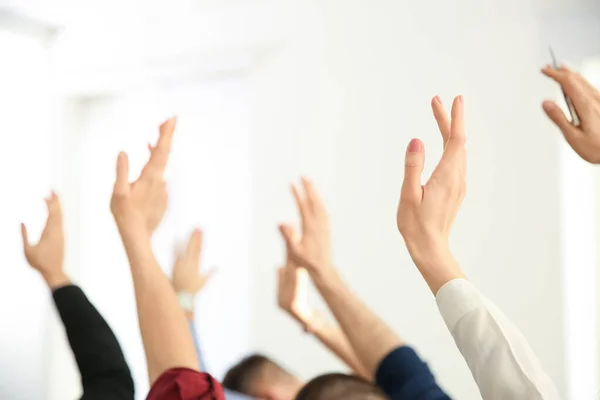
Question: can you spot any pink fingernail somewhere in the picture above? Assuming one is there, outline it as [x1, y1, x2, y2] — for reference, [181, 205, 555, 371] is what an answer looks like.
[408, 139, 422, 152]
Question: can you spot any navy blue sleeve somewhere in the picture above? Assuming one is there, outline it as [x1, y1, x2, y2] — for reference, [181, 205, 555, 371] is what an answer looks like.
[375, 346, 451, 400]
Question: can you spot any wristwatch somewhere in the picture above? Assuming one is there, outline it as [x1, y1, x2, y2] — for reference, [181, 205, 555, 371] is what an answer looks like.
[177, 291, 196, 312]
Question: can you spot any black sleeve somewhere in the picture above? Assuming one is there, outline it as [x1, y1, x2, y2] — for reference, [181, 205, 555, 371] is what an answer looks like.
[375, 346, 451, 400]
[53, 285, 135, 400]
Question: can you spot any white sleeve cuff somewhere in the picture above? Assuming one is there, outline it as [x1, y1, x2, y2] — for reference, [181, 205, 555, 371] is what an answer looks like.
[435, 278, 486, 331]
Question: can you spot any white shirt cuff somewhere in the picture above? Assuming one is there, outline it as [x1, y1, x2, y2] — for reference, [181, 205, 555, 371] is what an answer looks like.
[435, 278, 486, 331]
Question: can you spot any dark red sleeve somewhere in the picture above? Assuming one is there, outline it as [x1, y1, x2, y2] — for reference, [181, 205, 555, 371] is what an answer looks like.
[146, 368, 225, 400]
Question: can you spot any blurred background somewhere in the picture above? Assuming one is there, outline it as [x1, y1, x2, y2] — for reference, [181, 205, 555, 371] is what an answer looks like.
[0, 0, 598, 399]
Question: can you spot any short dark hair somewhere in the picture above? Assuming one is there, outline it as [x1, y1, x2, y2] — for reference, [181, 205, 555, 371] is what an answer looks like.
[223, 354, 296, 395]
[295, 373, 388, 400]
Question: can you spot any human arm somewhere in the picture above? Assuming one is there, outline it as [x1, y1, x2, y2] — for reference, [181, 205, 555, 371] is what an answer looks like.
[21, 193, 134, 399]
[111, 118, 199, 384]
[171, 228, 213, 372]
[435, 278, 561, 400]
[172, 230, 255, 400]
[276, 257, 370, 380]
[54, 285, 135, 399]
[397, 96, 560, 399]
[280, 179, 448, 398]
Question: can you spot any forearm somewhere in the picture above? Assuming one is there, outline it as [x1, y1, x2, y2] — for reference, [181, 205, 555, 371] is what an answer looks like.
[409, 243, 465, 295]
[53, 284, 134, 396]
[309, 315, 371, 380]
[436, 279, 560, 399]
[311, 268, 403, 375]
[120, 231, 199, 383]
[43, 271, 71, 291]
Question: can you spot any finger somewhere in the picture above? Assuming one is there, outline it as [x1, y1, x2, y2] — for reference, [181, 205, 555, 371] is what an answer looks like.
[400, 139, 425, 203]
[449, 96, 466, 145]
[47, 191, 63, 225]
[542, 66, 591, 117]
[285, 264, 297, 286]
[277, 267, 285, 289]
[21, 223, 30, 249]
[186, 228, 204, 259]
[301, 177, 326, 216]
[41, 194, 60, 239]
[543, 100, 584, 146]
[144, 117, 176, 178]
[562, 65, 600, 102]
[279, 224, 299, 253]
[114, 152, 130, 195]
[432, 96, 451, 147]
[439, 96, 466, 167]
[291, 184, 311, 229]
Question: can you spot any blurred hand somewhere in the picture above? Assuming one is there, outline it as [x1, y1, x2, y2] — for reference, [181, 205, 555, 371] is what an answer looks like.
[21, 192, 69, 289]
[172, 229, 214, 294]
[542, 65, 600, 163]
[397, 96, 466, 288]
[277, 258, 316, 331]
[279, 178, 332, 277]
[110, 118, 175, 236]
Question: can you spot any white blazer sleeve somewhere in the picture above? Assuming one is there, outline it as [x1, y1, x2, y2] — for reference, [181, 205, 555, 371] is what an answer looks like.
[435, 279, 561, 400]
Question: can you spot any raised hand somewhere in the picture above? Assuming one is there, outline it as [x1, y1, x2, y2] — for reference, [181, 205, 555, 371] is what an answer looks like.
[277, 257, 315, 331]
[397, 96, 466, 294]
[21, 192, 70, 289]
[279, 178, 332, 277]
[172, 229, 214, 295]
[110, 118, 175, 236]
[542, 65, 600, 163]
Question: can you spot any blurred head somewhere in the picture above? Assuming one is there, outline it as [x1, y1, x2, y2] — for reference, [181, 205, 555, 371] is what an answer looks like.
[295, 373, 388, 400]
[223, 354, 303, 400]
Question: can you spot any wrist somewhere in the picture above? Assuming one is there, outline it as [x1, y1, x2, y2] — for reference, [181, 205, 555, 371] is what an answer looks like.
[303, 311, 327, 334]
[309, 264, 340, 289]
[405, 240, 465, 295]
[119, 227, 152, 253]
[114, 214, 149, 240]
[43, 271, 71, 290]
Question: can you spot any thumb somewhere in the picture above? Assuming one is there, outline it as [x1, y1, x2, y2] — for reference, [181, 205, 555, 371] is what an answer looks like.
[114, 152, 130, 195]
[543, 100, 582, 144]
[21, 223, 31, 251]
[401, 139, 425, 202]
[278, 224, 299, 252]
[277, 267, 285, 289]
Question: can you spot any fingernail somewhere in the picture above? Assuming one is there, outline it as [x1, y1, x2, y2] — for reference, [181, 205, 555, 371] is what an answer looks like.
[542, 101, 555, 113]
[458, 95, 463, 104]
[434, 95, 441, 104]
[408, 138, 422, 152]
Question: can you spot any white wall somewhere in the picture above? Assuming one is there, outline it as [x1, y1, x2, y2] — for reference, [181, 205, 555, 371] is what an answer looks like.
[59, 76, 252, 400]
[584, 58, 600, 399]
[557, 58, 600, 400]
[3, 1, 599, 398]
[0, 29, 58, 400]
[247, 1, 588, 398]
